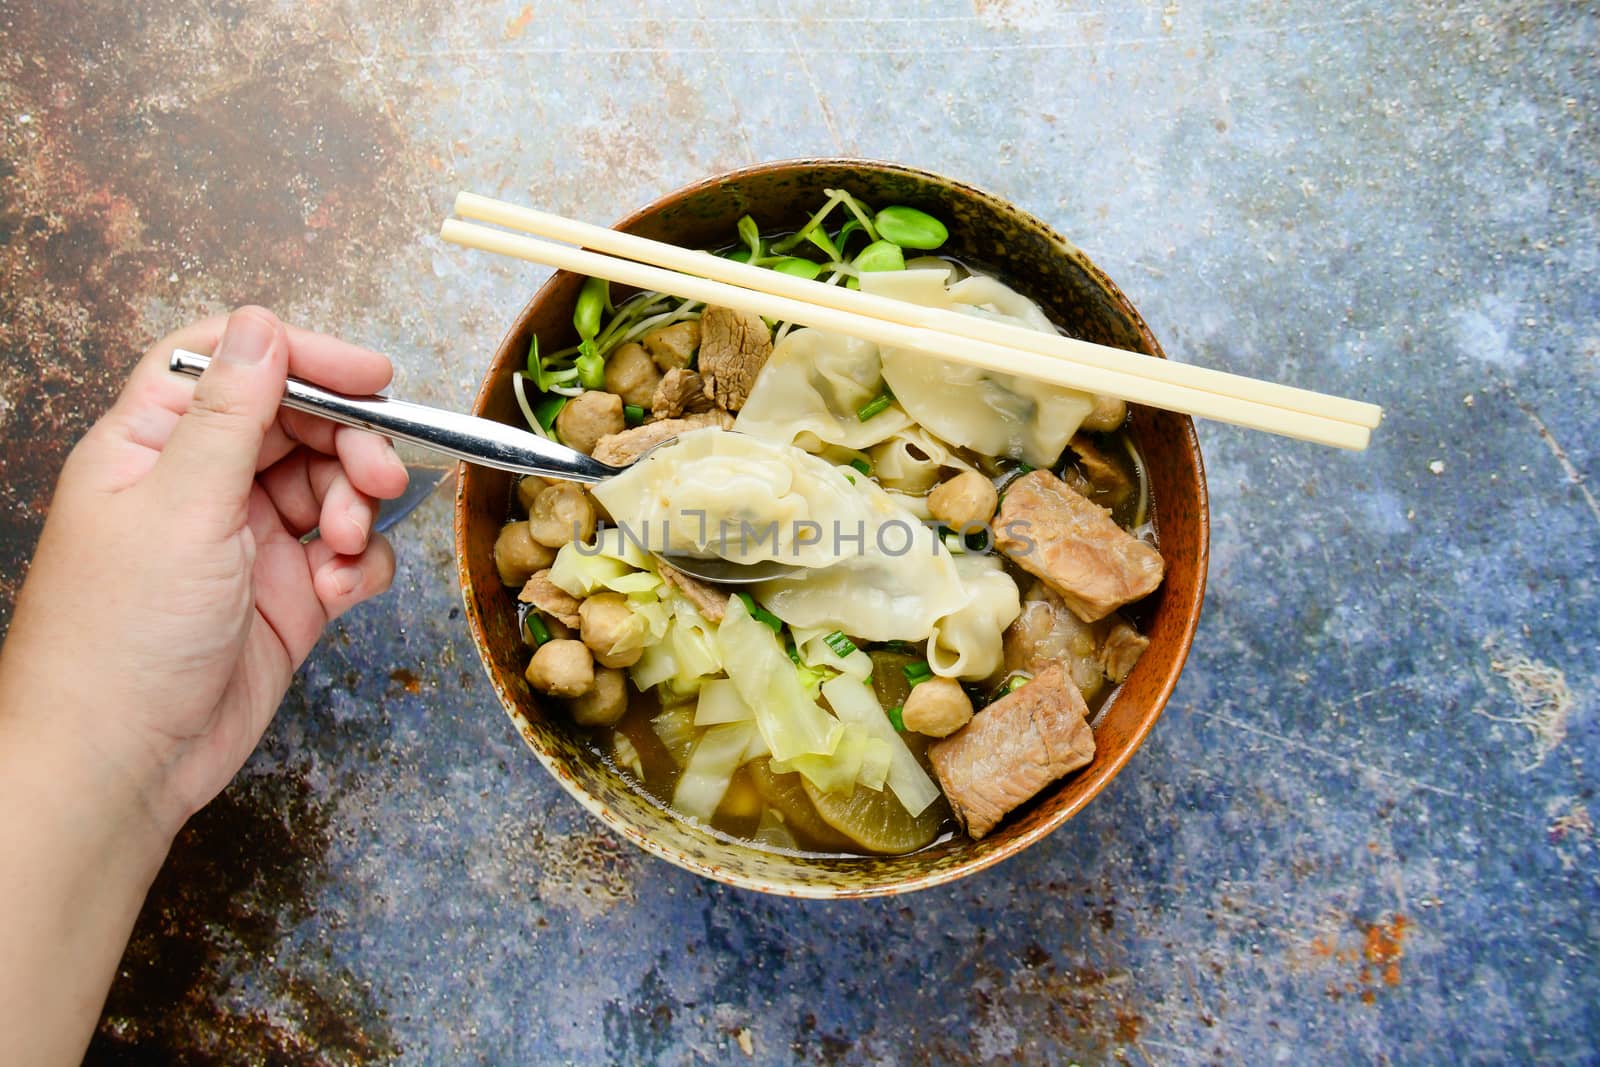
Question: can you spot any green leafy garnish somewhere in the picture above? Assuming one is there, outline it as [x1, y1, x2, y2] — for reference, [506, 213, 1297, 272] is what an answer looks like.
[887, 705, 906, 731]
[903, 661, 933, 687]
[823, 631, 857, 659]
[857, 391, 893, 422]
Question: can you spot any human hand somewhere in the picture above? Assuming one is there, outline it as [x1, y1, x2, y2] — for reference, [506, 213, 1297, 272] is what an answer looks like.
[0, 307, 408, 837]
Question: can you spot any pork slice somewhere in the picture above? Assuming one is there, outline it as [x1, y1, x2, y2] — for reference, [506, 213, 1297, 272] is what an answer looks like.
[992, 470, 1164, 622]
[1003, 579, 1110, 704]
[656, 562, 729, 623]
[1098, 616, 1149, 683]
[590, 410, 734, 467]
[698, 305, 772, 412]
[651, 367, 713, 419]
[928, 664, 1095, 840]
[518, 569, 582, 628]
[1066, 433, 1134, 512]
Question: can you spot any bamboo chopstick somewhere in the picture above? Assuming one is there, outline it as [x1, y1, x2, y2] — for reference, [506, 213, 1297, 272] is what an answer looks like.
[455, 191, 1383, 431]
[439, 216, 1373, 450]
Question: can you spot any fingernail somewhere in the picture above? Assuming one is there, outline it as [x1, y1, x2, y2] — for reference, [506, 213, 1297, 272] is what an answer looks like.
[215, 309, 277, 366]
[384, 446, 409, 483]
[346, 501, 372, 538]
[328, 564, 363, 597]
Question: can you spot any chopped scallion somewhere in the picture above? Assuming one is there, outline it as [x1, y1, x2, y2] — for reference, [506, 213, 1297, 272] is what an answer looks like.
[857, 391, 893, 422]
[1017, 463, 1036, 474]
[823, 630, 857, 658]
[522, 612, 552, 647]
[848, 457, 871, 476]
[736, 592, 783, 633]
[1003, 673, 1032, 695]
[887, 705, 906, 731]
[903, 661, 933, 687]
[624, 403, 645, 426]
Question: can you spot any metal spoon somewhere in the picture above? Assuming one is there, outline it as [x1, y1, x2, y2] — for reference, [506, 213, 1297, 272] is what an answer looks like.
[168, 349, 800, 584]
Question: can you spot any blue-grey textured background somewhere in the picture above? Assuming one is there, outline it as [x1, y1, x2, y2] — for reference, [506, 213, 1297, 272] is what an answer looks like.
[1, 1, 1595, 1063]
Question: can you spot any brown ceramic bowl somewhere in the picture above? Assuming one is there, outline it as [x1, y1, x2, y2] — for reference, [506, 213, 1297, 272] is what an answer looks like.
[454, 159, 1208, 897]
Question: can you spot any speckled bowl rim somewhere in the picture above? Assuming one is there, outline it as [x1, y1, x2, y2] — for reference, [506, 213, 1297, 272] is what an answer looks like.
[454, 158, 1209, 898]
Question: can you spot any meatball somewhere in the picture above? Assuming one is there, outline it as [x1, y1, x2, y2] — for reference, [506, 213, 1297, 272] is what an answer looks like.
[927, 470, 999, 532]
[515, 474, 550, 515]
[578, 592, 644, 669]
[603, 342, 662, 408]
[494, 521, 556, 586]
[555, 390, 625, 455]
[641, 320, 701, 370]
[901, 677, 974, 738]
[568, 666, 629, 727]
[527, 482, 597, 549]
[524, 639, 595, 697]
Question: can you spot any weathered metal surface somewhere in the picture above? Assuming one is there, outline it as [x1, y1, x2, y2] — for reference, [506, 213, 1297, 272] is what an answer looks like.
[0, 0, 1595, 1062]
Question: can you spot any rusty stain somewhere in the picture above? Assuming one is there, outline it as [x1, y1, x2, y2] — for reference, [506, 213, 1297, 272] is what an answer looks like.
[388, 666, 423, 694]
[504, 4, 534, 40]
[87, 766, 397, 1065]
[0, 0, 435, 628]
[1312, 913, 1412, 1005]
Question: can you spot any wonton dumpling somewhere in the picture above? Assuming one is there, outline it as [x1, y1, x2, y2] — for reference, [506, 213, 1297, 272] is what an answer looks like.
[926, 553, 1021, 681]
[863, 271, 1096, 468]
[869, 426, 972, 497]
[753, 474, 969, 642]
[591, 428, 873, 569]
[734, 329, 911, 452]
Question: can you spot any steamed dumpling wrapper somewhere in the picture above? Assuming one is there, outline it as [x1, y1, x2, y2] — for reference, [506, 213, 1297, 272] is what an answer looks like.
[862, 270, 1096, 468]
[734, 330, 912, 451]
[926, 553, 1022, 681]
[590, 428, 875, 569]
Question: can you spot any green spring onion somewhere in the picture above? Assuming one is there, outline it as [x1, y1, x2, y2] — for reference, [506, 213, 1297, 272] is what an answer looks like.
[848, 457, 871, 476]
[624, 404, 645, 426]
[857, 391, 893, 422]
[736, 592, 783, 633]
[1002, 672, 1032, 695]
[823, 630, 857, 658]
[523, 612, 552, 647]
[1017, 462, 1036, 475]
[903, 661, 933, 687]
[887, 705, 906, 731]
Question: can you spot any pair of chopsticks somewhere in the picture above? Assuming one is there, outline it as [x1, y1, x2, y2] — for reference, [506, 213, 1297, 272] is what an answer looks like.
[440, 192, 1382, 450]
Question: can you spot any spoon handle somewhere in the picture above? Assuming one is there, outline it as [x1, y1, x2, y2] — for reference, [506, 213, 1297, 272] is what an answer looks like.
[169, 349, 621, 484]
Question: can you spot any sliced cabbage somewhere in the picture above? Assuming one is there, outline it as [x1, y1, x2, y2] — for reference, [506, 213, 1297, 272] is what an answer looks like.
[548, 528, 661, 597]
[790, 625, 874, 681]
[630, 603, 720, 693]
[717, 595, 843, 767]
[694, 677, 754, 726]
[821, 675, 940, 817]
[770, 722, 891, 796]
[650, 705, 699, 768]
[673, 722, 757, 822]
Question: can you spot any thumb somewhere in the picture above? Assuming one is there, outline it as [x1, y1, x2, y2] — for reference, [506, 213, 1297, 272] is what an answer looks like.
[154, 307, 288, 522]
